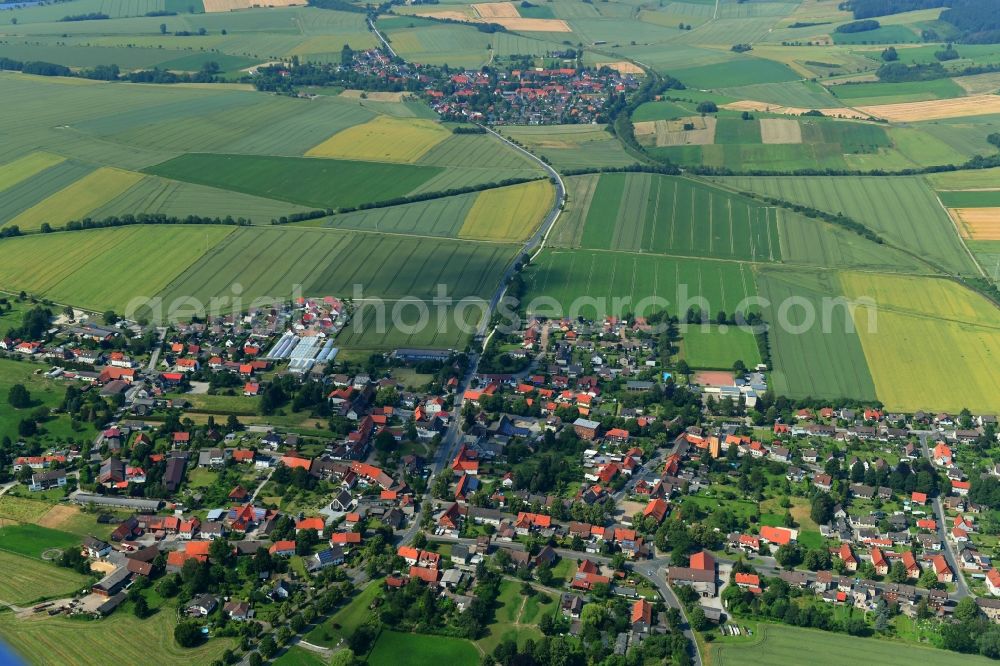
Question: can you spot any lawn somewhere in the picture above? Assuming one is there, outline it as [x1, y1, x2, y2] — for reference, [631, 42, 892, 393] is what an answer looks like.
[681, 324, 761, 370]
[577, 174, 781, 262]
[274, 645, 327, 666]
[305, 116, 452, 164]
[458, 179, 554, 242]
[145, 154, 444, 210]
[305, 580, 382, 648]
[712, 622, 992, 666]
[841, 271, 1000, 413]
[0, 600, 236, 666]
[0, 550, 89, 605]
[7, 167, 144, 231]
[367, 630, 480, 666]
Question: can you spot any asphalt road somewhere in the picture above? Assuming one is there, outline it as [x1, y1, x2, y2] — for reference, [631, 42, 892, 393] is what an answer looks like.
[917, 432, 972, 599]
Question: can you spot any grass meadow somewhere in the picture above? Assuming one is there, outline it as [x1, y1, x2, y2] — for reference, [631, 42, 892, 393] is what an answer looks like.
[681, 325, 761, 369]
[712, 623, 991, 666]
[367, 630, 480, 665]
[0, 551, 89, 605]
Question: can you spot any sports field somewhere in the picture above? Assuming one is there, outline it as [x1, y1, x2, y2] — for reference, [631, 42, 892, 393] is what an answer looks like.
[681, 325, 761, 369]
[7, 167, 143, 231]
[756, 268, 877, 401]
[145, 154, 443, 210]
[576, 174, 780, 262]
[713, 623, 991, 666]
[719, 175, 978, 275]
[0, 551, 88, 605]
[841, 272, 1000, 413]
[305, 116, 451, 163]
[0, 226, 234, 313]
[523, 250, 758, 319]
[459, 179, 554, 241]
[0, 602, 235, 666]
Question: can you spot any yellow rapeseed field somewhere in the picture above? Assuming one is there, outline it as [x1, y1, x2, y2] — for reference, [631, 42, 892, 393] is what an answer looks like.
[305, 116, 451, 163]
[841, 271, 1000, 413]
[459, 179, 554, 242]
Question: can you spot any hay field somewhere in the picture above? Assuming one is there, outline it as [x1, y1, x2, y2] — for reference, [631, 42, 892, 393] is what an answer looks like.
[0, 152, 65, 193]
[7, 167, 143, 231]
[203, 0, 304, 11]
[857, 94, 1000, 122]
[842, 271, 1000, 413]
[952, 71, 1000, 95]
[949, 208, 1000, 240]
[759, 118, 802, 144]
[0, 226, 234, 312]
[459, 179, 554, 241]
[472, 2, 519, 18]
[0, 551, 88, 605]
[305, 116, 451, 163]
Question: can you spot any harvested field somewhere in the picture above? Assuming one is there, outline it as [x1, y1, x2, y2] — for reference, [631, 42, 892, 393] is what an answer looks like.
[723, 100, 872, 120]
[203, 0, 304, 11]
[339, 90, 407, 102]
[35, 505, 81, 531]
[759, 118, 802, 144]
[7, 167, 144, 232]
[952, 72, 1000, 95]
[599, 61, 645, 75]
[472, 2, 520, 18]
[0, 152, 64, 193]
[949, 208, 1000, 240]
[857, 94, 1000, 122]
[305, 116, 451, 164]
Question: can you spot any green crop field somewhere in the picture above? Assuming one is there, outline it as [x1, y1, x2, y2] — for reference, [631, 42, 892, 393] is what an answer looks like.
[0, 152, 65, 193]
[0, 226, 234, 312]
[524, 249, 758, 319]
[755, 268, 877, 401]
[938, 190, 1000, 207]
[497, 125, 638, 172]
[158, 226, 516, 305]
[367, 630, 479, 666]
[314, 192, 476, 237]
[144, 154, 443, 210]
[827, 78, 966, 105]
[670, 58, 800, 90]
[718, 175, 978, 275]
[681, 324, 761, 369]
[577, 174, 781, 262]
[0, 601, 235, 666]
[841, 271, 1000, 413]
[713, 623, 992, 666]
[927, 167, 1000, 190]
[831, 24, 922, 45]
[0, 551, 89, 605]
[7, 167, 143, 231]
